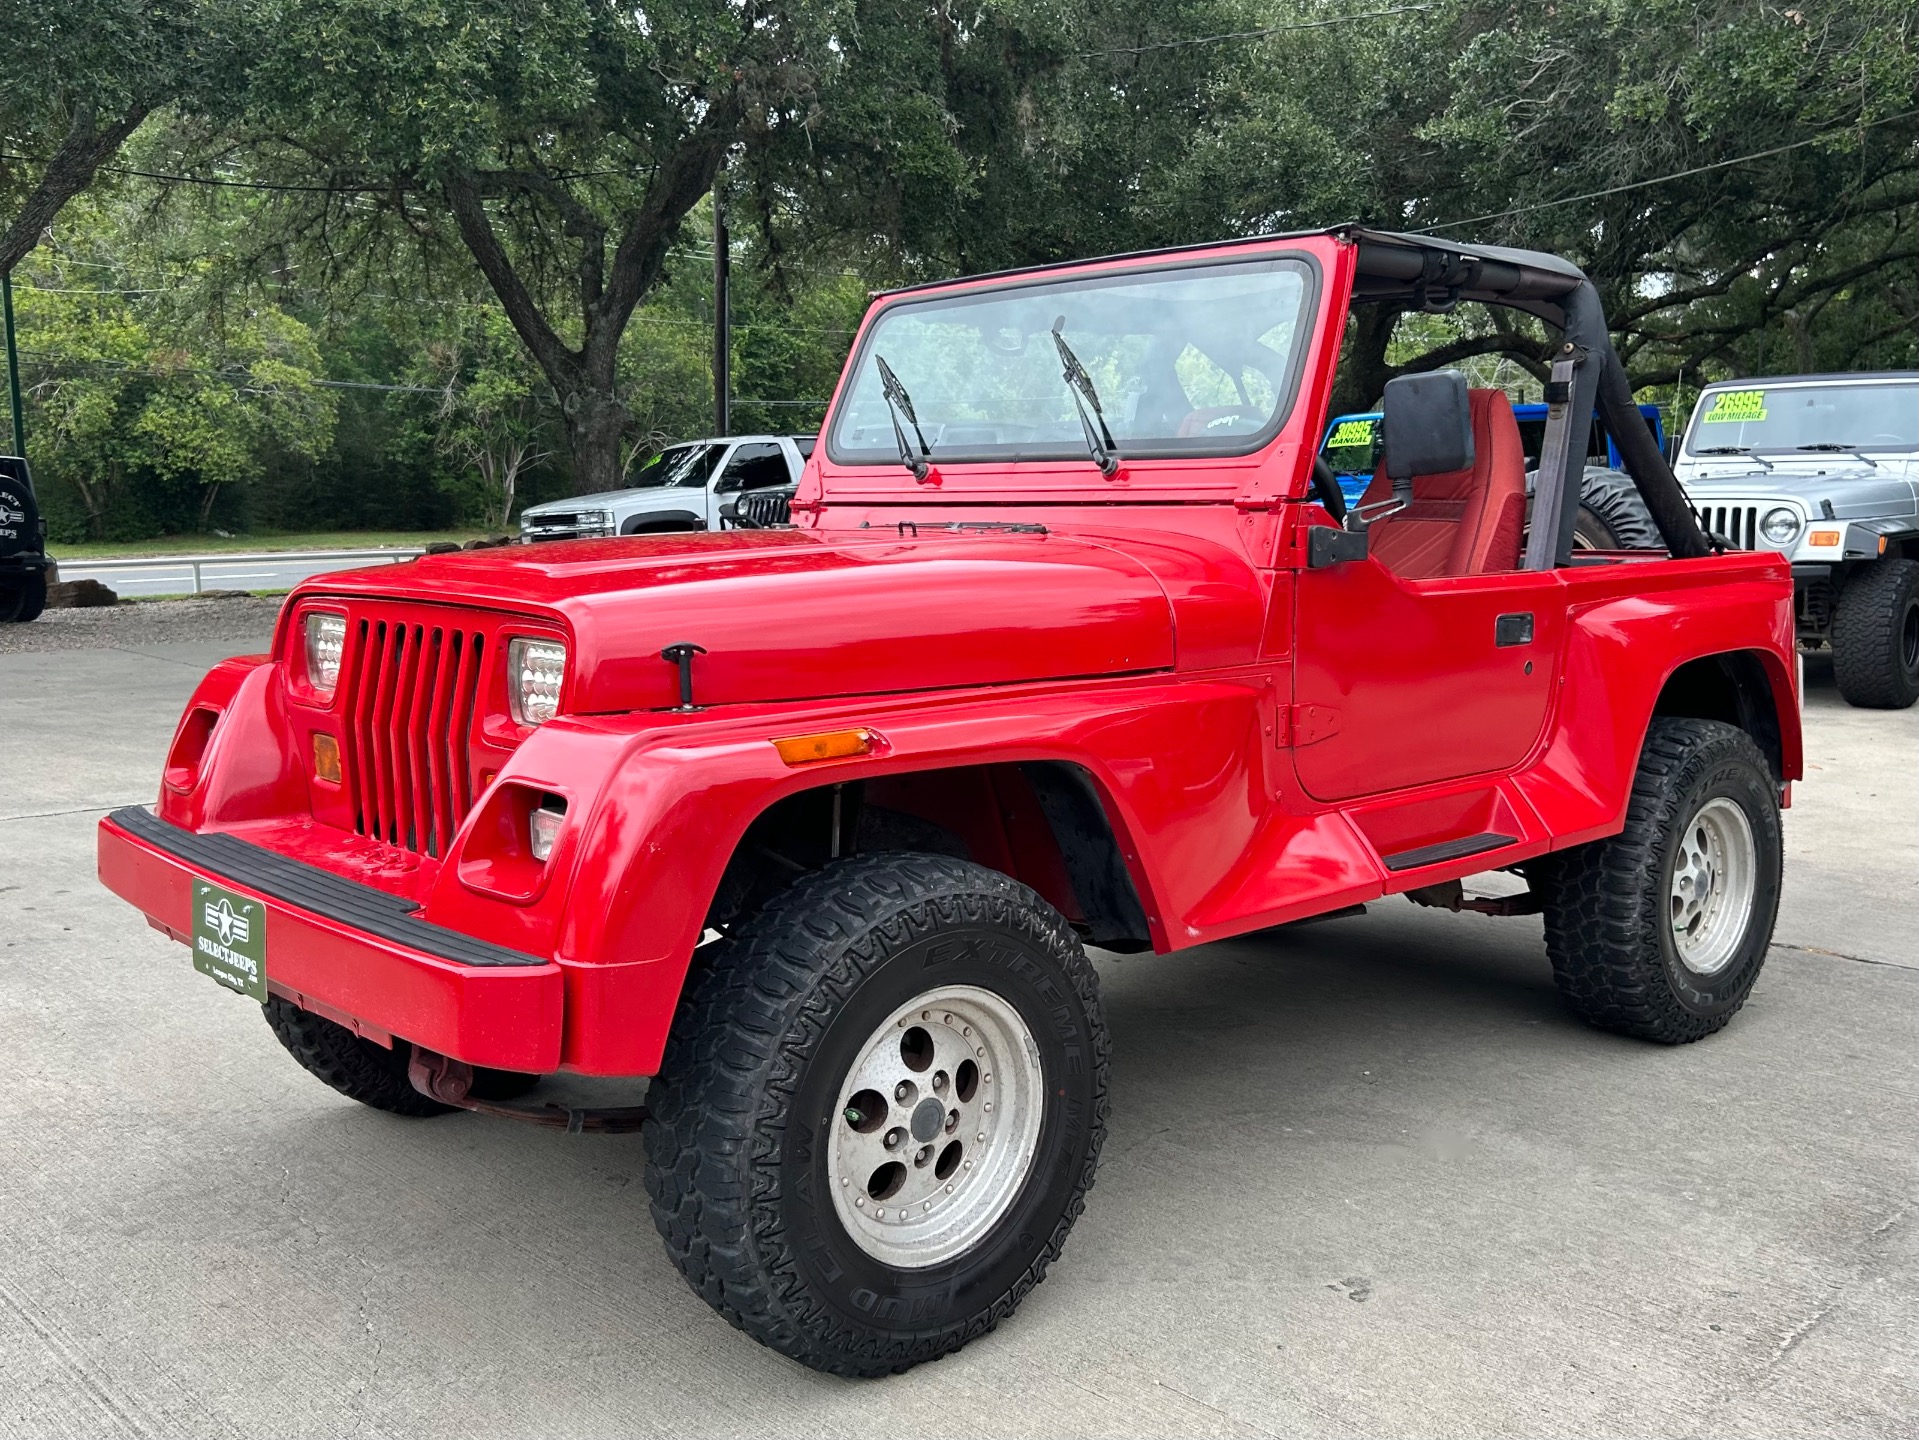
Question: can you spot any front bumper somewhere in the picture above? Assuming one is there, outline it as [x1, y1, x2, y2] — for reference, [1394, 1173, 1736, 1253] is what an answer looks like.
[99, 807, 564, 1073]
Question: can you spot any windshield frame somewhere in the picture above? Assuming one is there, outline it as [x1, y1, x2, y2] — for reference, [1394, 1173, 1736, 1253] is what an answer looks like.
[823, 249, 1322, 469]
[1682, 379, 1919, 458]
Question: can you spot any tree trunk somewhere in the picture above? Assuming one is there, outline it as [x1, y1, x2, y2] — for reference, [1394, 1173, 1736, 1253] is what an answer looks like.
[1331, 304, 1401, 416]
[563, 390, 629, 496]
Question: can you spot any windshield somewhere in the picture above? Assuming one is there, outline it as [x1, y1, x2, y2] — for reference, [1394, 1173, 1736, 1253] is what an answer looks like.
[1684, 382, 1918, 456]
[828, 255, 1312, 464]
[630, 443, 721, 488]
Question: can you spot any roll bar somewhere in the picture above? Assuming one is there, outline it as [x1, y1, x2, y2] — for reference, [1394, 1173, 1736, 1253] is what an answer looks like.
[1350, 230, 1713, 564]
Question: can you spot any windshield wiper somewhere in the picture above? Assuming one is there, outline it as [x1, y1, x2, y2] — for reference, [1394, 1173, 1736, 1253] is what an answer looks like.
[1050, 318, 1120, 477]
[875, 354, 931, 481]
[1796, 443, 1878, 468]
[1695, 445, 1774, 470]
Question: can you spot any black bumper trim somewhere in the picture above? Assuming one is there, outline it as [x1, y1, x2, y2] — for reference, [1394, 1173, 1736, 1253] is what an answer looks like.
[109, 806, 548, 969]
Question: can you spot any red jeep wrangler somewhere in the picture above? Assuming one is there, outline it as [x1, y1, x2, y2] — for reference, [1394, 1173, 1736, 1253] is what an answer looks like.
[99, 228, 1799, 1376]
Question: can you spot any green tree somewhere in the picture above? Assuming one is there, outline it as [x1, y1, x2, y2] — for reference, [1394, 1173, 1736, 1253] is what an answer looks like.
[413, 308, 554, 528]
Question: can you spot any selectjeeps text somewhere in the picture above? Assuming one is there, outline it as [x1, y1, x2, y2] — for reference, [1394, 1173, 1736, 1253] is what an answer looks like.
[99, 228, 1801, 1377]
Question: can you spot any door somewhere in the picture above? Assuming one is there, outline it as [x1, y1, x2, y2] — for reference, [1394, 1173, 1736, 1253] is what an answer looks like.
[1292, 556, 1567, 802]
[709, 442, 790, 526]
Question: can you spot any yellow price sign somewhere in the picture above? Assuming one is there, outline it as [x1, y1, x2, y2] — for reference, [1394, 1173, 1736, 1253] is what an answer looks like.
[1326, 418, 1376, 448]
[1702, 389, 1768, 423]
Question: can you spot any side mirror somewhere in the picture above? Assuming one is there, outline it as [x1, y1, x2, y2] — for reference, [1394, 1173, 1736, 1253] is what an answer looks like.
[1308, 524, 1369, 569]
[1381, 370, 1474, 482]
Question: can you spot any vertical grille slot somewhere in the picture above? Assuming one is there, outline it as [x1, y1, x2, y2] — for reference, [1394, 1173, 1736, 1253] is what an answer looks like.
[1694, 504, 1759, 550]
[341, 619, 485, 858]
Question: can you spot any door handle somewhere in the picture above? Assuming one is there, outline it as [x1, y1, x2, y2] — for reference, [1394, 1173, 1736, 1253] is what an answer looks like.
[1495, 612, 1534, 647]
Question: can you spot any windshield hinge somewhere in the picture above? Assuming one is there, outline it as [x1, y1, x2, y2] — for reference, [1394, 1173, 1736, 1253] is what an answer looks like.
[1277, 703, 1341, 748]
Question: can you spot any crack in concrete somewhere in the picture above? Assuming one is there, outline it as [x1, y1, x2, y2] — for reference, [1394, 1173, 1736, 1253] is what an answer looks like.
[1775, 941, 1919, 972]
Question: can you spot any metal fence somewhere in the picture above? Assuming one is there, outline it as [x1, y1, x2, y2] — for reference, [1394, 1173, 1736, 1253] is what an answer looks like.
[58, 548, 424, 596]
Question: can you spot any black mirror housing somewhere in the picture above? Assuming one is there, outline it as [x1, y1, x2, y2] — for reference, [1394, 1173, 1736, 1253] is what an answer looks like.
[1382, 370, 1474, 480]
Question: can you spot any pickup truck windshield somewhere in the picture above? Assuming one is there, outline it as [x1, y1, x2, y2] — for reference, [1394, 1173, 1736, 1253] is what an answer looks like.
[1685, 382, 1919, 456]
[632, 443, 721, 488]
[829, 256, 1311, 463]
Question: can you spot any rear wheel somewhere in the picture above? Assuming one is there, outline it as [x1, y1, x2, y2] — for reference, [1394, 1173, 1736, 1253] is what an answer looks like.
[1538, 718, 1781, 1043]
[1831, 557, 1919, 709]
[0, 569, 46, 623]
[643, 853, 1109, 1377]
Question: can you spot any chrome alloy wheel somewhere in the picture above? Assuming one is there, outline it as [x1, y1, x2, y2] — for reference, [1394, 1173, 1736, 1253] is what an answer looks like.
[829, 985, 1044, 1268]
[1669, 796, 1758, 976]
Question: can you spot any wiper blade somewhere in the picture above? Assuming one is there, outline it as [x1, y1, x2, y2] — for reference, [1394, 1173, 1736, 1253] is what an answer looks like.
[1695, 445, 1773, 470]
[875, 354, 931, 481]
[1050, 318, 1119, 477]
[1797, 443, 1878, 468]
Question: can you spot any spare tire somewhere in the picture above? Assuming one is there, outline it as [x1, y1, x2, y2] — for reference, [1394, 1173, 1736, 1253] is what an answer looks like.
[1573, 466, 1662, 550]
[1525, 465, 1663, 553]
[0, 458, 47, 623]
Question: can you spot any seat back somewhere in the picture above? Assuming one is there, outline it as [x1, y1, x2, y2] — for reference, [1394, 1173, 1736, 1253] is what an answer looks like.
[1359, 389, 1527, 578]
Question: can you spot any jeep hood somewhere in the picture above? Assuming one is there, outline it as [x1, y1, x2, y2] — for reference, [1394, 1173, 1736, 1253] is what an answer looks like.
[1679, 464, 1917, 521]
[304, 529, 1178, 712]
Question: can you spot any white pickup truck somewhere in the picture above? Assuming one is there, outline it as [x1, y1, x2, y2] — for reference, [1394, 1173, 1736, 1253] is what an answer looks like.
[519, 434, 812, 541]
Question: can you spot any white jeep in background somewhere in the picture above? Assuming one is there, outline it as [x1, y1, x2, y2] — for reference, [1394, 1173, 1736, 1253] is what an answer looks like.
[518, 434, 812, 541]
[1675, 371, 1919, 708]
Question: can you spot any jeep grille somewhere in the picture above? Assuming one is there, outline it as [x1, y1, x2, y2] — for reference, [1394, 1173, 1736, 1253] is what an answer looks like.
[731, 489, 794, 529]
[341, 617, 486, 857]
[1693, 504, 1761, 550]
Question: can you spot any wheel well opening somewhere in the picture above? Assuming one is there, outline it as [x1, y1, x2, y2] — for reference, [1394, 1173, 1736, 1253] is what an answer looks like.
[702, 760, 1151, 952]
[1652, 651, 1784, 780]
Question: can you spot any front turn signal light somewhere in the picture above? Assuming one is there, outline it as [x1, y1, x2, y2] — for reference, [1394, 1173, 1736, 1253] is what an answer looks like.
[1807, 529, 1841, 548]
[773, 728, 878, 766]
[312, 733, 341, 785]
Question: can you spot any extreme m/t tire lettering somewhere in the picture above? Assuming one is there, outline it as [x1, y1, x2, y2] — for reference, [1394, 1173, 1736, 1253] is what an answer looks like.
[641, 853, 1109, 1377]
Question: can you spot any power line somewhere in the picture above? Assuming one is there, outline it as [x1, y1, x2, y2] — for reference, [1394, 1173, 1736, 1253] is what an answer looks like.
[1415, 110, 1918, 234]
[1076, 3, 1433, 57]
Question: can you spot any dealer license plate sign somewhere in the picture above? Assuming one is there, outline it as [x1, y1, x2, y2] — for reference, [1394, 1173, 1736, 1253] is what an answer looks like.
[191, 880, 267, 1003]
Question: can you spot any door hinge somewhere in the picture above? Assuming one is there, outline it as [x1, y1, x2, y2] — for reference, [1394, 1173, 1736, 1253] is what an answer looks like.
[1277, 703, 1341, 747]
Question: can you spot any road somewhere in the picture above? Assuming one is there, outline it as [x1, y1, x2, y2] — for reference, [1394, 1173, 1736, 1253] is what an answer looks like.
[53, 549, 419, 598]
[2, 613, 1913, 1439]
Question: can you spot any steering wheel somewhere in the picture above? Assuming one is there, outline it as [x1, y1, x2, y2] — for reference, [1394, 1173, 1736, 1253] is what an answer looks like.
[1311, 455, 1349, 525]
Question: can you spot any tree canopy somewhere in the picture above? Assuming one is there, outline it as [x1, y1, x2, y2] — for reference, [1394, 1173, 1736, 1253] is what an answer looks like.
[2, 0, 1911, 539]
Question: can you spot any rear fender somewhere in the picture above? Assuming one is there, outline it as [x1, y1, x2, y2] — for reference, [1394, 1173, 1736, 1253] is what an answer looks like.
[1513, 567, 1800, 848]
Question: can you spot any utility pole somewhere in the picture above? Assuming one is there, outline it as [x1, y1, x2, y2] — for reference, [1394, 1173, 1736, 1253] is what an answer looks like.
[2, 270, 23, 457]
[712, 177, 730, 436]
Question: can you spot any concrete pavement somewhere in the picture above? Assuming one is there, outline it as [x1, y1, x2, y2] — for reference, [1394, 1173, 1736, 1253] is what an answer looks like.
[1, 621, 1912, 1438]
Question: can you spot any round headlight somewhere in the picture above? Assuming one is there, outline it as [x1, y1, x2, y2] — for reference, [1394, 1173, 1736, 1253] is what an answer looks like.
[1760, 507, 1801, 546]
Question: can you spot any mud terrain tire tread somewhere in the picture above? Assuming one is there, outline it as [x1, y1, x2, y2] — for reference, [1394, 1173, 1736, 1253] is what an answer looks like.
[1831, 557, 1919, 709]
[265, 997, 453, 1116]
[642, 852, 1109, 1378]
[1539, 718, 1781, 1044]
[1574, 466, 1662, 550]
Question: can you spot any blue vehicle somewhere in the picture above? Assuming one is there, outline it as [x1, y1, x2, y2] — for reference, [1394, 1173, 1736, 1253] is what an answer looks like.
[1320, 400, 1666, 550]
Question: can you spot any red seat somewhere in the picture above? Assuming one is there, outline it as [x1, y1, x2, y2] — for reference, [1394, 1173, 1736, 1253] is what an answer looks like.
[1359, 389, 1527, 578]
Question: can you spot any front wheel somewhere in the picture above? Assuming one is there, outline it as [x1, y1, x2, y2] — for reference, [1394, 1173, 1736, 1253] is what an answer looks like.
[1831, 557, 1919, 709]
[643, 853, 1109, 1377]
[1538, 718, 1782, 1043]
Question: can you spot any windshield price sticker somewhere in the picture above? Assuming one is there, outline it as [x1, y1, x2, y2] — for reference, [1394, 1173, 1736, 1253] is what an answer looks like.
[1702, 389, 1768, 424]
[1326, 418, 1376, 448]
[192, 880, 268, 1003]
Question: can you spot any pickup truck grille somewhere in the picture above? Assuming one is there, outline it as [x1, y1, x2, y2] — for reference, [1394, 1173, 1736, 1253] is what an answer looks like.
[523, 511, 613, 541]
[1693, 504, 1761, 550]
[341, 618, 486, 857]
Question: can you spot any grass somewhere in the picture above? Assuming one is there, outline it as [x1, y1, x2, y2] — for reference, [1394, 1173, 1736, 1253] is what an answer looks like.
[50, 529, 488, 561]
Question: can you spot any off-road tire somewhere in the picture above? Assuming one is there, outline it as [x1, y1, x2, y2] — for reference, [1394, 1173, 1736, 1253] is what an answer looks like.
[642, 853, 1109, 1378]
[1830, 557, 1919, 709]
[0, 569, 45, 623]
[1573, 467, 1661, 551]
[264, 998, 541, 1114]
[1538, 718, 1781, 1043]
